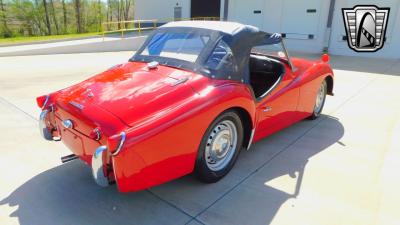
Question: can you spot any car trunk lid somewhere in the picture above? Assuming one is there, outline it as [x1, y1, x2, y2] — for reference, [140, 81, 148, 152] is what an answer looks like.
[57, 62, 197, 127]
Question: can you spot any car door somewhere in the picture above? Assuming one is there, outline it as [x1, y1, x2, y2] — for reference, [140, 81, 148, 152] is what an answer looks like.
[254, 63, 300, 141]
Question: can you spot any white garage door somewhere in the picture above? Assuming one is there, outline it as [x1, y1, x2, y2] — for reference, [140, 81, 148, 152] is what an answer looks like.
[228, 0, 265, 29]
[281, 0, 323, 39]
[227, 0, 329, 53]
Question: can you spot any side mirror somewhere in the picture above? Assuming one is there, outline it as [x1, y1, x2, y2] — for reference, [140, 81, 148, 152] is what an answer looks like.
[321, 54, 330, 63]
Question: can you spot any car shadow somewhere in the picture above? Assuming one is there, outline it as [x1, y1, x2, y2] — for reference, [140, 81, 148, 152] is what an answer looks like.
[205, 115, 346, 225]
[0, 115, 344, 225]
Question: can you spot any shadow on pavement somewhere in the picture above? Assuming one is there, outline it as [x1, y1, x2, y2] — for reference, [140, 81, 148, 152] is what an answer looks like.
[0, 116, 344, 225]
[196, 115, 345, 225]
[0, 162, 191, 225]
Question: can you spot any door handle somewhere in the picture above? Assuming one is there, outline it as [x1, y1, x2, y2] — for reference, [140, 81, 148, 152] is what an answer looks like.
[263, 106, 272, 112]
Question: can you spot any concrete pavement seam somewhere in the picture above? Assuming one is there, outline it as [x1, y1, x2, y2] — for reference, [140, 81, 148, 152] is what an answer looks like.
[0, 96, 37, 121]
[146, 189, 197, 224]
[184, 218, 207, 225]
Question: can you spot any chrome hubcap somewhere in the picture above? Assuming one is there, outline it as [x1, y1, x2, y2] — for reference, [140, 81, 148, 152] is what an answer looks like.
[205, 120, 237, 171]
[314, 83, 326, 113]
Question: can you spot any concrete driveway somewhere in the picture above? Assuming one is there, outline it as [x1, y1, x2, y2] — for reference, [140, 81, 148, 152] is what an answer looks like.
[0, 52, 399, 225]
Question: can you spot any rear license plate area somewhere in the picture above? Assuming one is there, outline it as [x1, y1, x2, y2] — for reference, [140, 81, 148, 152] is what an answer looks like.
[60, 128, 85, 156]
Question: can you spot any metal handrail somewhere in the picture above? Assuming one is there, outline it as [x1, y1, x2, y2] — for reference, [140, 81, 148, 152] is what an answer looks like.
[101, 17, 221, 40]
[102, 19, 158, 39]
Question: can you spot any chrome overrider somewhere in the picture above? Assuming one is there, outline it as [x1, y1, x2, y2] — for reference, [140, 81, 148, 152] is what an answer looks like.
[92, 146, 109, 187]
[91, 132, 126, 187]
[38, 95, 55, 141]
[39, 109, 53, 141]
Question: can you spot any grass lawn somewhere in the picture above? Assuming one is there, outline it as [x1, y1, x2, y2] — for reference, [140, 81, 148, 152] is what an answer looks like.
[0, 32, 102, 45]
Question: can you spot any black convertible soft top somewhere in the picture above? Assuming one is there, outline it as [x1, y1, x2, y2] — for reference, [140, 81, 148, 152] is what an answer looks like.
[130, 21, 283, 83]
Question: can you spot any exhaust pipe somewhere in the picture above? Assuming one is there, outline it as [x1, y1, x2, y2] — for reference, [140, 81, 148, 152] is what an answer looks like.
[61, 154, 79, 163]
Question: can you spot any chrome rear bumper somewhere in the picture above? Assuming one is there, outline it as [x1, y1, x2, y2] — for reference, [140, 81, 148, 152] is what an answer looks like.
[40, 109, 115, 187]
[39, 110, 53, 141]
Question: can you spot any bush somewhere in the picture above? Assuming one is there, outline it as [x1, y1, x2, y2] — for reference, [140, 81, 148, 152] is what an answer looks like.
[2, 29, 14, 38]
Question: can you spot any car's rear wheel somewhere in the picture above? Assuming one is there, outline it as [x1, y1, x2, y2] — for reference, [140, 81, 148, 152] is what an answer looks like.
[308, 79, 327, 120]
[195, 111, 243, 183]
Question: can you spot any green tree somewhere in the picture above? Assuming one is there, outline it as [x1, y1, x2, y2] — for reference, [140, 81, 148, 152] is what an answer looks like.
[0, 0, 135, 38]
[42, 0, 51, 34]
[61, 0, 67, 33]
[49, 0, 59, 34]
[0, 0, 11, 37]
[73, 0, 82, 33]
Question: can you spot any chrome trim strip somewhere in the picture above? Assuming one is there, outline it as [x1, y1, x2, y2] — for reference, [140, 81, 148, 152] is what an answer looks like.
[111, 132, 126, 156]
[39, 110, 53, 141]
[41, 95, 49, 110]
[171, 77, 189, 86]
[92, 145, 109, 187]
[246, 128, 255, 150]
[69, 101, 84, 110]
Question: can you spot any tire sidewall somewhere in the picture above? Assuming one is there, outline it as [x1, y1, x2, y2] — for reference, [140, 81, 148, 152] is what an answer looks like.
[311, 80, 327, 118]
[195, 110, 244, 182]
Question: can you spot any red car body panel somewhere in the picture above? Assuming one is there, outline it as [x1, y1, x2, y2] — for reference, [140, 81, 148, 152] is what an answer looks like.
[111, 70, 256, 191]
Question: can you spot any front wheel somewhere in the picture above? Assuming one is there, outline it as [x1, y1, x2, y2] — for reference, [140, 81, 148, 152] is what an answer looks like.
[308, 79, 327, 120]
[194, 111, 244, 183]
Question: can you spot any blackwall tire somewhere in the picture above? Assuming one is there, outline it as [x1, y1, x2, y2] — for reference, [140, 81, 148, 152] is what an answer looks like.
[194, 110, 244, 183]
[308, 79, 327, 120]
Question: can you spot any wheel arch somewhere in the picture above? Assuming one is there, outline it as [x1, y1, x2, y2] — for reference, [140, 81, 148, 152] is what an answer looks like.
[325, 75, 334, 96]
[226, 107, 254, 150]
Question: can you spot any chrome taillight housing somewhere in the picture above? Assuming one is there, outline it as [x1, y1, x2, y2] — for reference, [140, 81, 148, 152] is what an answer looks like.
[90, 128, 101, 141]
[108, 132, 126, 156]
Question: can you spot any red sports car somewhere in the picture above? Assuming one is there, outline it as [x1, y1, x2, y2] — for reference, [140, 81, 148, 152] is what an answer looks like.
[37, 21, 334, 192]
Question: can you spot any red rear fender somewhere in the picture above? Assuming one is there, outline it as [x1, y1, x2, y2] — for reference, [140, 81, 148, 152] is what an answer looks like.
[112, 81, 256, 192]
